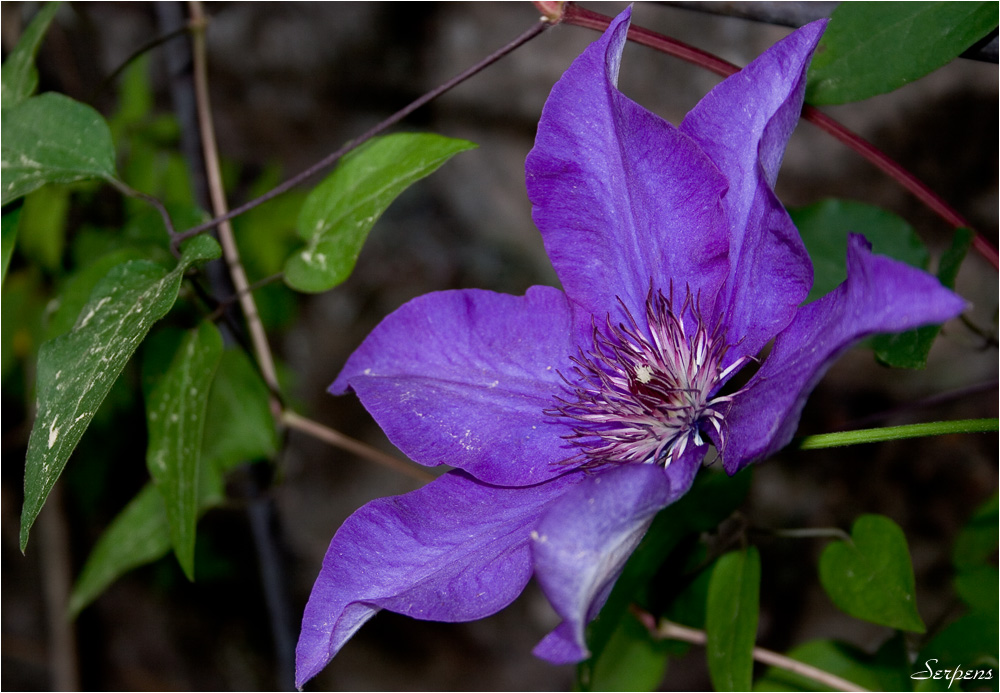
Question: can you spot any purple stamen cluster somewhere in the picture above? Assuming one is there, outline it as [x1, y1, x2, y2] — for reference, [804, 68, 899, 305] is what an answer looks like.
[551, 288, 741, 468]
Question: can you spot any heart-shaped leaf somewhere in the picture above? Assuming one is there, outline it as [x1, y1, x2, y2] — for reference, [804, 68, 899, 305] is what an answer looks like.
[819, 514, 925, 632]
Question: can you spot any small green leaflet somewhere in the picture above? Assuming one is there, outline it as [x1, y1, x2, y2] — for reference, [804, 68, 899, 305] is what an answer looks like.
[19, 235, 221, 552]
[0, 2, 61, 110]
[45, 248, 145, 340]
[873, 228, 972, 369]
[706, 546, 761, 692]
[143, 321, 223, 580]
[819, 514, 925, 633]
[807, 2, 999, 105]
[200, 347, 280, 475]
[68, 348, 278, 615]
[66, 483, 170, 618]
[789, 198, 928, 303]
[284, 132, 477, 293]
[1, 92, 117, 205]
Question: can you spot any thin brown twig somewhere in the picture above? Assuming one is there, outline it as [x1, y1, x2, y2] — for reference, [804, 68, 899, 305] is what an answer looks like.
[633, 610, 869, 692]
[90, 22, 192, 100]
[282, 411, 435, 484]
[188, 1, 282, 416]
[105, 177, 179, 252]
[171, 15, 553, 245]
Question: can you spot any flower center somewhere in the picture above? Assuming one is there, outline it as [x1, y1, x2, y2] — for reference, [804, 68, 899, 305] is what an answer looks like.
[549, 288, 746, 468]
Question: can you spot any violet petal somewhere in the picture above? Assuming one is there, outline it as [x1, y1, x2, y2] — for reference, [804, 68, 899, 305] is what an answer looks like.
[681, 21, 827, 365]
[296, 468, 587, 687]
[531, 450, 701, 662]
[331, 286, 581, 486]
[526, 7, 729, 324]
[723, 235, 968, 473]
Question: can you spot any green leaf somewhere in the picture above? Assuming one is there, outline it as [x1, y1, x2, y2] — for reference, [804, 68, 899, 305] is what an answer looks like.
[69, 344, 274, 615]
[143, 321, 223, 580]
[706, 546, 761, 692]
[789, 198, 928, 303]
[1, 206, 21, 285]
[953, 494, 998, 571]
[753, 638, 906, 692]
[953, 494, 999, 613]
[819, 514, 925, 632]
[1, 267, 46, 380]
[0, 2, 61, 110]
[44, 248, 144, 340]
[954, 566, 1000, 613]
[1, 92, 117, 205]
[873, 228, 973, 369]
[284, 132, 476, 293]
[201, 348, 279, 479]
[16, 183, 70, 273]
[67, 483, 171, 619]
[108, 54, 154, 137]
[807, 3, 999, 105]
[19, 235, 221, 552]
[583, 611, 671, 691]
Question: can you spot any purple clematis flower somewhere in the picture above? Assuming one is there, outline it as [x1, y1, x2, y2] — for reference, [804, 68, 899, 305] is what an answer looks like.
[296, 8, 966, 687]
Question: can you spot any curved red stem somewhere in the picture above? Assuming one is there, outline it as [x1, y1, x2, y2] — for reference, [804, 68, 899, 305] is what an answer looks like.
[559, 3, 998, 270]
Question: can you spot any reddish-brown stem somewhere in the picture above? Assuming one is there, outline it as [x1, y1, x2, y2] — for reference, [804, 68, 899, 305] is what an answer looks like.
[559, 3, 999, 270]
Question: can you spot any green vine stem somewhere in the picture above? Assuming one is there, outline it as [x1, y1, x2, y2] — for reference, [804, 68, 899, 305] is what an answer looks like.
[553, 2, 999, 270]
[796, 418, 998, 450]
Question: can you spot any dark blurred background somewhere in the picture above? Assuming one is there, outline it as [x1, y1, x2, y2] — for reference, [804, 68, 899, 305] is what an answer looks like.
[2, 2, 996, 690]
